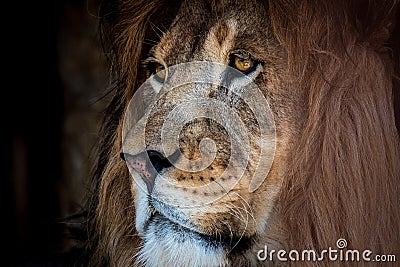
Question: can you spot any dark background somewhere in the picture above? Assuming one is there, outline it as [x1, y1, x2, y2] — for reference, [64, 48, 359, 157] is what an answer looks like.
[2, 0, 108, 265]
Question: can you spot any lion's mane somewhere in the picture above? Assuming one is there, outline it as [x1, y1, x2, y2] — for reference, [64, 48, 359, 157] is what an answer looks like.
[81, 1, 400, 266]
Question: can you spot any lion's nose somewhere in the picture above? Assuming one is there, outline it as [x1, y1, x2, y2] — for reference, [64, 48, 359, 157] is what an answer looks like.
[147, 150, 173, 172]
[120, 150, 172, 193]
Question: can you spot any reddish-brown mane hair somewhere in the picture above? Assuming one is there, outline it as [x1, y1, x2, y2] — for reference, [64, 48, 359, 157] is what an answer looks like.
[81, 0, 400, 266]
[270, 1, 400, 261]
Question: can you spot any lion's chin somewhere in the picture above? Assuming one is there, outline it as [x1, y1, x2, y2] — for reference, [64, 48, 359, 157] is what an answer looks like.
[136, 213, 227, 267]
[136, 212, 259, 266]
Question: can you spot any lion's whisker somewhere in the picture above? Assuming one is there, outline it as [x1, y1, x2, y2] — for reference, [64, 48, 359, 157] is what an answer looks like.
[148, 20, 165, 39]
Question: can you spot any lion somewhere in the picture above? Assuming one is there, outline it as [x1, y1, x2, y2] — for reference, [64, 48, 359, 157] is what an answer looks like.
[80, 0, 400, 266]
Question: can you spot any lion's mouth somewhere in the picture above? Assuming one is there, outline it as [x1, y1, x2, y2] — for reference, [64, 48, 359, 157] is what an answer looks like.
[147, 212, 225, 249]
[144, 198, 254, 253]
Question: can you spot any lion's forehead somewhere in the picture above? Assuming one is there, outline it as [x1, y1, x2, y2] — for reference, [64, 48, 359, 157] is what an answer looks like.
[153, 0, 272, 65]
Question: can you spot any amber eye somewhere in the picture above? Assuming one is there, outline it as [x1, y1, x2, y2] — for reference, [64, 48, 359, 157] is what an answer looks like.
[152, 62, 166, 82]
[235, 56, 252, 71]
[229, 52, 257, 74]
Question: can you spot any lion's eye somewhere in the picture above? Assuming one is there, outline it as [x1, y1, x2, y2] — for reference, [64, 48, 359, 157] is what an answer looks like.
[147, 62, 166, 83]
[234, 56, 252, 72]
[229, 52, 257, 74]
[153, 63, 166, 82]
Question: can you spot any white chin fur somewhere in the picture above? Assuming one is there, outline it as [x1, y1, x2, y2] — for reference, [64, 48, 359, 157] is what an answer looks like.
[135, 221, 227, 267]
[135, 188, 152, 234]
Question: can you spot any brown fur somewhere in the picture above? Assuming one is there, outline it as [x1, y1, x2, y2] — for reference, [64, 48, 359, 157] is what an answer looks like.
[83, 0, 400, 266]
[270, 0, 400, 256]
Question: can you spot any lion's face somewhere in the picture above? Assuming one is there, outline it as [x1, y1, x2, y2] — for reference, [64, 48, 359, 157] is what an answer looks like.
[121, 0, 300, 265]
